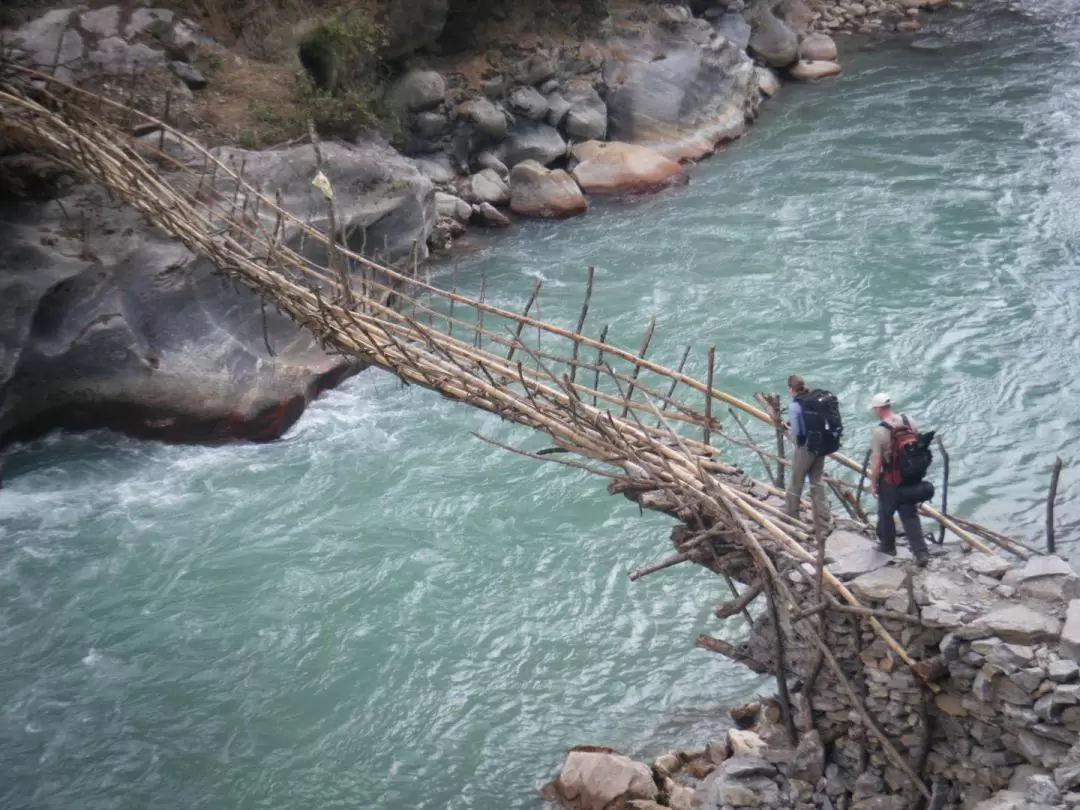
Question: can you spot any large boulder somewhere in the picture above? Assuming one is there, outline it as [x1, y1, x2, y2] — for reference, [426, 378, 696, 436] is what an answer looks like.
[799, 33, 838, 62]
[548, 750, 659, 810]
[562, 79, 608, 142]
[748, 7, 799, 68]
[387, 69, 446, 112]
[0, 139, 434, 449]
[571, 141, 687, 196]
[604, 33, 757, 161]
[377, 0, 448, 60]
[496, 121, 567, 169]
[509, 160, 587, 219]
[457, 98, 509, 141]
[790, 60, 841, 81]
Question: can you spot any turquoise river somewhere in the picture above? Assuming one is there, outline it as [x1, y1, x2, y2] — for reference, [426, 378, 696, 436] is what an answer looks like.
[3, 2, 1080, 808]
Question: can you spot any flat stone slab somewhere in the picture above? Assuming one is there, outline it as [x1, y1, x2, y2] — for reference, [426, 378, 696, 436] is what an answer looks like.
[961, 605, 1063, 645]
[965, 553, 1013, 580]
[849, 566, 907, 602]
[827, 547, 894, 580]
[825, 528, 876, 558]
[1005, 555, 1076, 584]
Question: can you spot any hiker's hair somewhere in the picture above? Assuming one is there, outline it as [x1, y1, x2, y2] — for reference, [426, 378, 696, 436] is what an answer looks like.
[788, 375, 808, 395]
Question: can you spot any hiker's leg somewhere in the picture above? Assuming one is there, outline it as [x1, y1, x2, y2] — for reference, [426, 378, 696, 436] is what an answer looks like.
[807, 454, 827, 525]
[899, 503, 927, 556]
[786, 447, 810, 518]
[876, 484, 897, 552]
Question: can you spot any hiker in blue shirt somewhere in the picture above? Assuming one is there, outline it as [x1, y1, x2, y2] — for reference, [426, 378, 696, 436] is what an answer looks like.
[784, 374, 826, 520]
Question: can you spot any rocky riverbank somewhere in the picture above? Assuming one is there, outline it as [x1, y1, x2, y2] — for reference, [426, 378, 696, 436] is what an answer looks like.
[543, 529, 1080, 810]
[0, 0, 955, 448]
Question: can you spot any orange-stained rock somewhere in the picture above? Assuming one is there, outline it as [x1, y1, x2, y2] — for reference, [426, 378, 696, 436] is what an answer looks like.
[790, 60, 842, 81]
[570, 141, 687, 196]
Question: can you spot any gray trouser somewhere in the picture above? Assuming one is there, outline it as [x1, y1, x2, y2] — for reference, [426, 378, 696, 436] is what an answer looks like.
[786, 445, 825, 520]
[877, 482, 928, 556]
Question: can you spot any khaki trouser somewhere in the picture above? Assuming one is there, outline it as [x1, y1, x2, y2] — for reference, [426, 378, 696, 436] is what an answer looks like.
[786, 445, 826, 520]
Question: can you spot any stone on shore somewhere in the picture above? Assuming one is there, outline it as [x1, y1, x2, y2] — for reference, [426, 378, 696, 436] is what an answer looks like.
[435, 191, 472, 223]
[799, 33, 838, 61]
[570, 141, 686, 196]
[548, 750, 658, 810]
[1061, 600, 1080, 660]
[508, 86, 549, 121]
[387, 69, 446, 112]
[471, 202, 510, 228]
[962, 605, 1063, 645]
[509, 161, 587, 219]
[457, 98, 509, 140]
[497, 121, 568, 169]
[790, 60, 842, 81]
[562, 79, 608, 142]
[749, 8, 799, 68]
[457, 169, 511, 206]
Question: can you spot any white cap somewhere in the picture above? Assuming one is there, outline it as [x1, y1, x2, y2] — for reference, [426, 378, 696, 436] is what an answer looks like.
[869, 393, 891, 410]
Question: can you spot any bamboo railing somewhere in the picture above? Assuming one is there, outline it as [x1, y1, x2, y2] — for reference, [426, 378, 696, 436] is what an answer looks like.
[0, 62, 1037, 799]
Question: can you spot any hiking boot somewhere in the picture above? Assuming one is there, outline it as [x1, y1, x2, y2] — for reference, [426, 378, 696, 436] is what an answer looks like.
[915, 551, 930, 568]
[877, 544, 896, 557]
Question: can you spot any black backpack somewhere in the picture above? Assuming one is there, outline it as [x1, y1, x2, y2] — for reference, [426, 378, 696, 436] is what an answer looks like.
[883, 416, 935, 485]
[799, 389, 843, 456]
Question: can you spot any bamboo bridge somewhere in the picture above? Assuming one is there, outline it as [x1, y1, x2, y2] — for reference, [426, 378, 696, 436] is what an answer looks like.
[0, 63, 1052, 803]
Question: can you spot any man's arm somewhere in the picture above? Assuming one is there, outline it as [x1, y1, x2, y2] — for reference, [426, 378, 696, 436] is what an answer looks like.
[869, 450, 882, 495]
[788, 401, 803, 443]
[868, 426, 885, 494]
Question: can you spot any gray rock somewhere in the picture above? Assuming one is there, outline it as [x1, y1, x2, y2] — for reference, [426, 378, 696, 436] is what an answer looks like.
[472, 202, 510, 228]
[713, 12, 752, 49]
[546, 92, 572, 128]
[388, 70, 446, 112]
[799, 33, 838, 62]
[849, 566, 906, 602]
[414, 111, 449, 138]
[170, 60, 207, 90]
[381, 0, 448, 60]
[540, 78, 560, 95]
[483, 75, 510, 98]
[457, 169, 511, 205]
[475, 152, 509, 178]
[1062, 600, 1080, 660]
[562, 79, 608, 142]
[791, 730, 825, 784]
[512, 51, 556, 86]
[497, 121, 567, 169]
[11, 9, 86, 80]
[508, 160, 586, 219]
[458, 98, 509, 140]
[1050, 660, 1080, 683]
[967, 554, 1014, 579]
[828, 547, 893, 579]
[1056, 764, 1080, 790]
[435, 191, 472, 223]
[748, 7, 798, 68]
[508, 86, 549, 121]
[1012, 667, 1048, 695]
[962, 605, 1063, 646]
[413, 154, 456, 185]
[124, 7, 174, 37]
[1027, 773, 1064, 804]
[88, 36, 165, 71]
[605, 34, 756, 153]
[702, 773, 779, 808]
[1035, 688, 1080, 722]
[80, 5, 121, 38]
[719, 756, 777, 779]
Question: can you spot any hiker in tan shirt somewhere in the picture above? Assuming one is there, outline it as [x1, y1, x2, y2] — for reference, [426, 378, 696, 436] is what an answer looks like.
[868, 393, 929, 566]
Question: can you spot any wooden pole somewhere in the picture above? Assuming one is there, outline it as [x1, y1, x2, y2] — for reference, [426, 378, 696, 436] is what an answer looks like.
[704, 345, 716, 446]
[569, 266, 595, 383]
[936, 435, 950, 546]
[1047, 457, 1063, 554]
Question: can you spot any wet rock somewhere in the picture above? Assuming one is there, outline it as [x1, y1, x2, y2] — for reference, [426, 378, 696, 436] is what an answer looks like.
[790, 60, 842, 81]
[549, 750, 659, 810]
[457, 98, 509, 140]
[0, 136, 436, 447]
[570, 141, 686, 196]
[562, 79, 608, 142]
[799, 33, 838, 61]
[749, 7, 798, 68]
[388, 70, 446, 113]
[651, 751, 683, 778]
[169, 60, 207, 90]
[508, 160, 587, 219]
[457, 169, 511, 205]
[435, 191, 472, 223]
[508, 86, 550, 121]
[472, 202, 510, 228]
[756, 67, 781, 98]
[497, 121, 567, 169]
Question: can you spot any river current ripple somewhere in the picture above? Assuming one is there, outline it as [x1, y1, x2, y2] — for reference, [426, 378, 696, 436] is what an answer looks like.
[3, 3, 1080, 808]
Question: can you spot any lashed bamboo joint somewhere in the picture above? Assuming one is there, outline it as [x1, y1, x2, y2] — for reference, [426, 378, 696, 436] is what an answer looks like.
[0, 62, 1043, 802]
